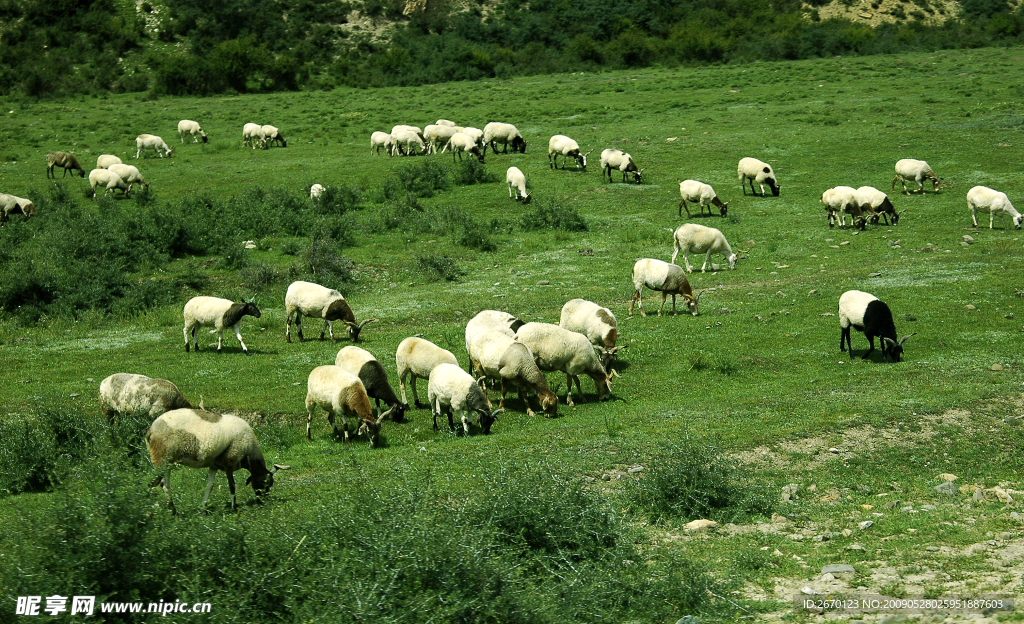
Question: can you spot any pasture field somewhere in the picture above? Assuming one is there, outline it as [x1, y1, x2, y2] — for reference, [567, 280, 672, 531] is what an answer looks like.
[1, 46, 1024, 622]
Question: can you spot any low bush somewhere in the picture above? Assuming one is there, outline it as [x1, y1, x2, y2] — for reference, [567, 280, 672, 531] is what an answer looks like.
[415, 254, 464, 282]
[520, 200, 588, 232]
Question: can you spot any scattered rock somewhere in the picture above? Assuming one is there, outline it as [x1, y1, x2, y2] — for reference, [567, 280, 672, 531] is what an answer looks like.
[965, 304, 976, 310]
[846, 544, 866, 551]
[937, 473, 957, 482]
[87, 378, 94, 382]
[902, 506, 914, 512]
[602, 474, 611, 481]
[822, 564, 856, 575]
[771, 513, 790, 524]
[829, 447, 840, 453]
[627, 466, 645, 474]
[806, 605, 825, 615]
[776, 291, 785, 297]
[868, 272, 882, 277]
[814, 534, 831, 542]
[808, 289, 819, 295]
[821, 573, 836, 581]
[840, 241, 851, 246]
[921, 504, 937, 511]
[536, 280, 549, 286]
[782, 483, 800, 503]
[989, 487, 1013, 503]
[69, 393, 80, 398]
[883, 500, 901, 510]
[674, 617, 699, 624]
[926, 546, 940, 552]
[685, 519, 718, 532]
[963, 235, 974, 244]
[992, 363, 1004, 371]
[859, 521, 874, 530]
[935, 481, 957, 496]
[973, 489, 985, 503]
[801, 586, 820, 595]
[1011, 512, 1022, 520]
[841, 529, 854, 537]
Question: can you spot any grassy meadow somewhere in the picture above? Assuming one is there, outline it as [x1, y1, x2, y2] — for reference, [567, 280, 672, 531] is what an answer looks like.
[1, 46, 1024, 622]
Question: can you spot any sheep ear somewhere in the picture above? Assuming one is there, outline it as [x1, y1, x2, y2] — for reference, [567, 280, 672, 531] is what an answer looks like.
[899, 332, 916, 346]
[272, 464, 291, 473]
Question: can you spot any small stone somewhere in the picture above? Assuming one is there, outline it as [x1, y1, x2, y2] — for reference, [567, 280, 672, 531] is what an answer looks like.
[992, 364, 1004, 371]
[841, 529, 853, 537]
[859, 520, 874, 530]
[87, 378, 94, 382]
[973, 489, 985, 503]
[901, 506, 914, 512]
[966, 304, 976, 310]
[841, 241, 850, 246]
[602, 474, 611, 481]
[536, 280, 549, 285]
[921, 504, 937, 511]
[938, 473, 957, 482]
[822, 564, 855, 575]
[859, 11, 873, 17]
[935, 481, 957, 496]
[628, 466, 645, 474]
[861, 504, 873, 510]
[814, 534, 831, 542]
[1011, 512, 1022, 520]
[806, 606, 825, 615]
[926, 546, 940, 552]
[1002, 532, 1013, 540]
[963, 235, 974, 244]
[685, 519, 718, 532]
[69, 393, 80, 398]
[868, 272, 882, 277]
[801, 586, 819, 595]
[829, 447, 840, 453]
[990, 487, 1013, 503]
[809, 289, 819, 295]
[884, 500, 901, 509]
[846, 544, 866, 551]
[821, 573, 836, 581]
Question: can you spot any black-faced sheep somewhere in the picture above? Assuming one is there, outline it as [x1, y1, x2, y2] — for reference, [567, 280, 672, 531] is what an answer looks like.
[449, 132, 484, 162]
[678, 180, 728, 217]
[483, 122, 526, 155]
[243, 123, 265, 150]
[427, 363, 502, 434]
[838, 290, 915, 363]
[506, 166, 530, 202]
[177, 120, 208, 144]
[738, 157, 779, 196]
[548, 135, 591, 170]
[183, 296, 261, 355]
[261, 125, 286, 148]
[335, 346, 409, 422]
[855, 186, 903, 226]
[370, 131, 395, 156]
[284, 281, 376, 343]
[600, 148, 643, 183]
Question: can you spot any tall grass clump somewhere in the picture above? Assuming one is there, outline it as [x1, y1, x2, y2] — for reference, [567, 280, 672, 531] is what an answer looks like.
[0, 406, 99, 495]
[452, 159, 498, 185]
[520, 200, 588, 232]
[415, 254, 464, 282]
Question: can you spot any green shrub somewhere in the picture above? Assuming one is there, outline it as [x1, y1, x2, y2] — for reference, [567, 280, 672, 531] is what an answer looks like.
[393, 160, 451, 198]
[0, 406, 99, 495]
[415, 254, 464, 282]
[451, 159, 498, 185]
[304, 236, 354, 282]
[311, 184, 361, 215]
[520, 201, 588, 232]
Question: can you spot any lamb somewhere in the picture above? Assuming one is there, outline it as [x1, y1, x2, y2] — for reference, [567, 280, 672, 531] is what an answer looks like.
[99, 373, 192, 420]
[146, 408, 289, 513]
[513, 322, 617, 407]
[678, 180, 728, 217]
[46, 151, 86, 179]
[136, 134, 172, 159]
[482, 122, 526, 155]
[468, 330, 558, 417]
[967, 185, 1023, 230]
[424, 124, 459, 154]
[838, 290, 915, 363]
[261, 125, 286, 148]
[506, 166, 530, 202]
[177, 120, 208, 144]
[305, 365, 391, 445]
[310, 184, 324, 199]
[427, 363, 503, 434]
[0, 194, 35, 221]
[392, 130, 427, 156]
[88, 168, 130, 198]
[183, 296, 261, 356]
[96, 154, 122, 169]
[395, 336, 459, 408]
[600, 148, 643, 183]
[108, 163, 149, 194]
[821, 186, 865, 229]
[548, 135, 591, 170]
[855, 186, 903, 226]
[370, 131, 395, 156]
[449, 132, 485, 162]
[559, 299, 625, 369]
[738, 157, 779, 196]
[335, 346, 409, 422]
[671, 223, 737, 273]
[629, 258, 701, 317]
[892, 159, 941, 194]
[243, 123, 265, 150]
[284, 280, 376, 343]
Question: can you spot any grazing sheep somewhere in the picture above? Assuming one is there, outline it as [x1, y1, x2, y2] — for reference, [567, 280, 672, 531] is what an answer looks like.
[99, 373, 192, 420]
[559, 299, 624, 369]
[468, 330, 558, 417]
[284, 281, 376, 343]
[136, 134, 172, 159]
[96, 154, 122, 169]
[738, 157, 780, 196]
[183, 296, 261, 356]
[146, 408, 289, 513]
[506, 166, 530, 202]
[335, 346, 409, 422]
[548, 135, 591, 170]
[108, 163, 149, 194]
[305, 365, 390, 445]
[88, 168, 130, 198]
[425, 124, 459, 154]
[892, 159, 941, 194]
[671, 223, 737, 273]
[395, 336, 459, 408]
[839, 290, 915, 363]
[261, 125, 286, 148]
[678, 180, 728, 218]
[629, 258, 701, 317]
[392, 130, 427, 156]
[821, 186, 864, 229]
[310, 184, 324, 199]
[0, 194, 35, 221]
[427, 363, 502, 434]
[177, 120, 208, 144]
[514, 322, 616, 407]
[855, 186, 903, 226]
[370, 131, 396, 156]
[449, 132, 485, 162]
[465, 309, 524, 376]
[243, 123, 265, 150]
[436, 119, 457, 127]
[600, 148, 643, 183]
[460, 126, 485, 151]
[482, 122, 527, 155]
[389, 125, 425, 155]
[46, 152, 86, 179]
[967, 185, 1023, 230]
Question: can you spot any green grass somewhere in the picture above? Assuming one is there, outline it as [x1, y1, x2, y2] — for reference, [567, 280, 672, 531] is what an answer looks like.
[2, 46, 1024, 620]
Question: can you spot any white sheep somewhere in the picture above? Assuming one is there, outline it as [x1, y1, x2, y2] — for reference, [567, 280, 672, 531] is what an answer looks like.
[506, 166, 530, 202]
[335, 346, 409, 422]
[460, 126, 485, 150]
[0, 194, 35, 220]
[559, 299, 624, 369]
[310, 184, 324, 199]
[514, 322, 616, 407]
[855, 186, 903, 226]
[183, 296, 262, 356]
[465, 310, 524, 360]
[449, 132, 484, 162]
[390, 125, 424, 155]
[468, 330, 558, 417]
[821, 186, 863, 229]
[671, 223, 737, 273]
[678, 180, 728, 217]
[261, 125, 286, 147]
[99, 373, 192, 420]
[135, 134, 172, 159]
[108, 163, 148, 193]
[305, 365, 389, 445]
[629, 258, 701, 317]
[424, 124, 459, 154]
[46, 151, 86, 179]
[89, 168, 130, 198]
[146, 408, 289, 513]
[738, 157, 779, 196]
[243, 123, 265, 149]
[177, 120, 208, 144]
[436, 119, 457, 127]
[483, 122, 526, 155]
[96, 154, 122, 169]
[427, 363, 502, 434]
[392, 130, 427, 156]
[370, 131, 395, 156]
[600, 148, 643, 183]
[967, 186, 1023, 229]
[396, 336, 459, 408]
[284, 281, 375, 343]
[547, 135, 591, 170]
[892, 159, 941, 194]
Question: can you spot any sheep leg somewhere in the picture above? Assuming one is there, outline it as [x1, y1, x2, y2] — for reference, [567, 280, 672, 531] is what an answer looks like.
[398, 371, 410, 405]
[233, 325, 250, 356]
[840, 326, 850, 353]
[285, 312, 293, 342]
[658, 292, 668, 317]
[628, 289, 644, 317]
[990, 212, 995, 230]
[184, 323, 193, 352]
[226, 470, 237, 510]
[565, 373, 575, 406]
[216, 331, 223, 354]
[679, 199, 690, 217]
[151, 471, 177, 515]
[499, 380, 509, 410]
[572, 375, 585, 403]
[862, 335, 876, 360]
[446, 407, 457, 432]
[672, 294, 678, 316]
[701, 251, 711, 273]
[683, 252, 694, 273]
[305, 400, 315, 440]
[319, 319, 333, 341]
[411, 375, 427, 409]
[201, 468, 218, 509]
[295, 313, 304, 341]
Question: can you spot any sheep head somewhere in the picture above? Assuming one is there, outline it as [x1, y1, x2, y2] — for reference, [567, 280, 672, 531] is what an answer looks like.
[476, 408, 504, 435]
[768, 178, 780, 196]
[511, 136, 527, 154]
[344, 318, 377, 342]
[632, 168, 645, 184]
[575, 149, 593, 170]
[247, 463, 291, 496]
[1015, 214, 1023, 229]
[726, 253, 737, 270]
[358, 418, 382, 447]
[596, 345, 627, 370]
[881, 333, 916, 363]
[538, 392, 558, 418]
